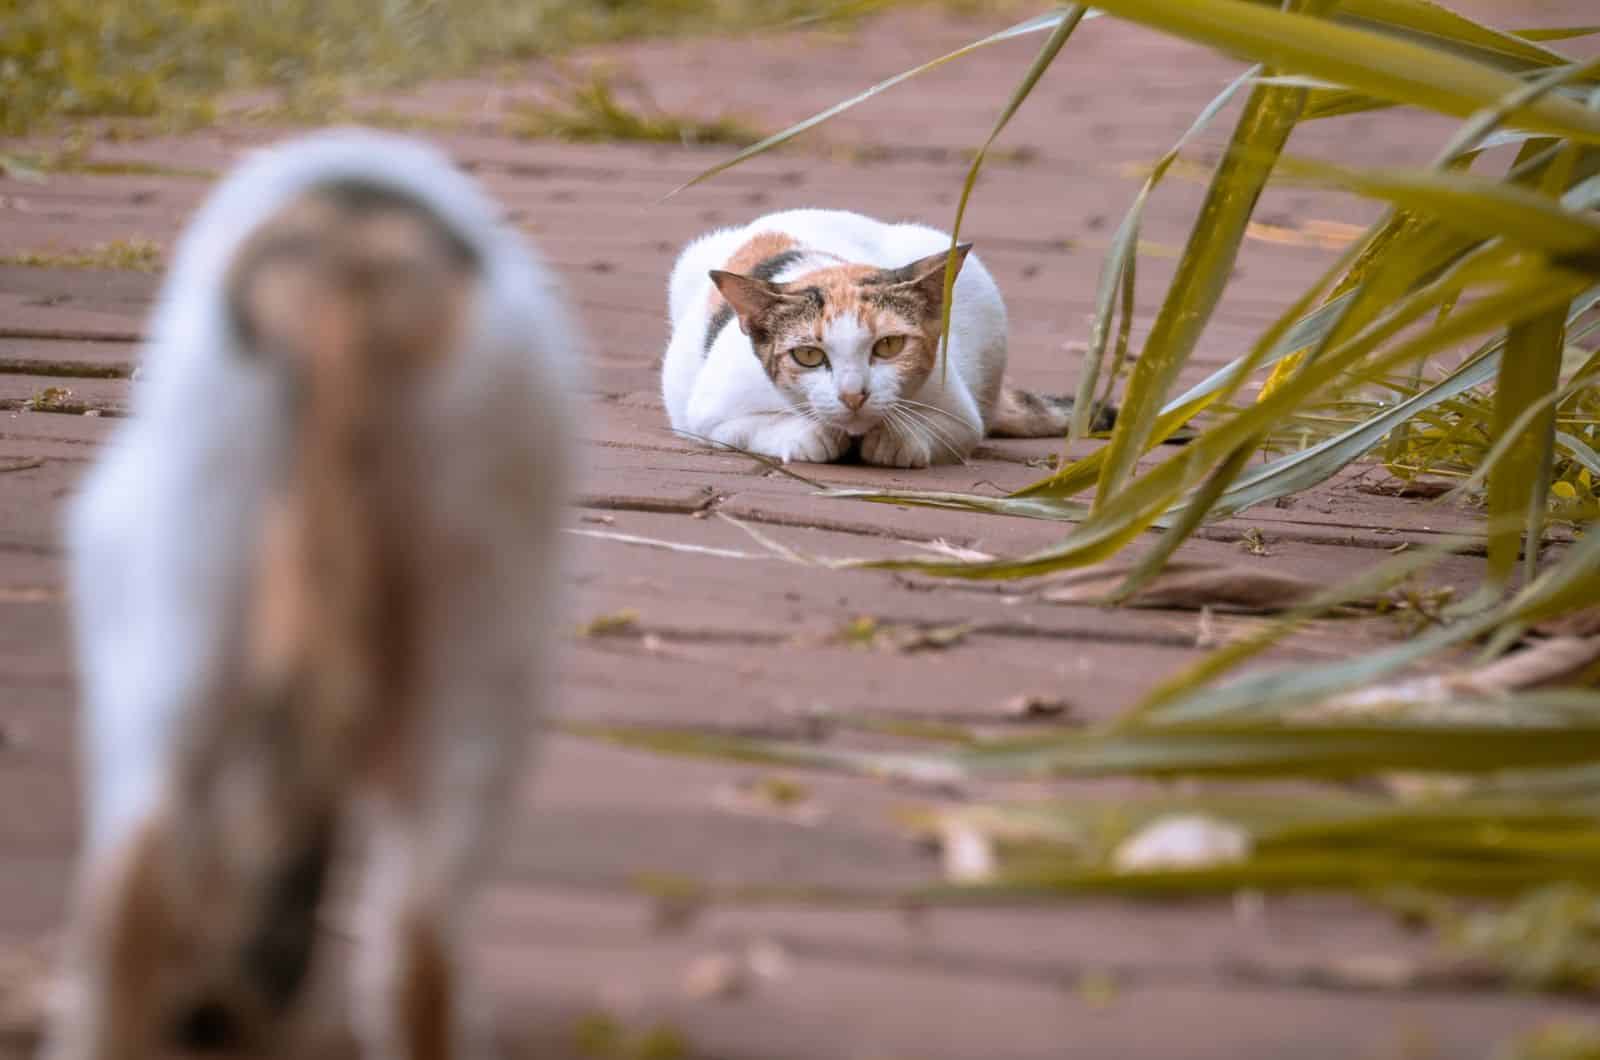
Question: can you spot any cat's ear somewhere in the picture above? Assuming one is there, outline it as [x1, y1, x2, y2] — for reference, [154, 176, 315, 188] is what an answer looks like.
[710, 270, 788, 336]
[890, 244, 973, 311]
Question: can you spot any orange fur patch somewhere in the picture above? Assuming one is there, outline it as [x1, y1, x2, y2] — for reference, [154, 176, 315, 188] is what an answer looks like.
[706, 230, 799, 314]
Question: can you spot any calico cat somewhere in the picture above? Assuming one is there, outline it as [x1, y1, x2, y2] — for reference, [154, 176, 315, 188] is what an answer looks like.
[662, 208, 1110, 466]
[42, 131, 578, 1060]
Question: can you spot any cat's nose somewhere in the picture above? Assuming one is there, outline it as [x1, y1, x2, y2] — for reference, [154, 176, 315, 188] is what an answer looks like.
[839, 388, 868, 411]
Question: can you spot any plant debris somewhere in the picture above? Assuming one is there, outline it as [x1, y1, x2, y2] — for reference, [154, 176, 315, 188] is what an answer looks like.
[938, 821, 997, 883]
[573, 1010, 693, 1060]
[1, 240, 163, 272]
[507, 68, 763, 147]
[25, 387, 74, 412]
[997, 693, 1074, 719]
[820, 616, 973, 653]
[1112, 815, 1252, 873]
[577, 609, 641, 637]
[713, 775, 825, 826]
[1075, 969, 1120, 1008]
[680, 940, 791, 1002]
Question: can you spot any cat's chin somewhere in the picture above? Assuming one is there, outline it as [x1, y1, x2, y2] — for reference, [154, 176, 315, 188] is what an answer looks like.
[836, 413, 882, 438]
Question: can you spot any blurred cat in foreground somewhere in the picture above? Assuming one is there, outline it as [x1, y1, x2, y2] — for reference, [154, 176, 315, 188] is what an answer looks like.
[42, 130, 578, 1059]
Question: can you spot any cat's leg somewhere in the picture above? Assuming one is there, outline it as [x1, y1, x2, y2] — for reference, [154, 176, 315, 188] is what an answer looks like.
[705, 412, 848, 463]
[354, 805, 496, 1060]
[684, 352, 847, 463]
[659, 327, 706, 430]
[354, 734, 511, 1060]
[861, 377, 983, 468]
[40, 816, 170, 1060]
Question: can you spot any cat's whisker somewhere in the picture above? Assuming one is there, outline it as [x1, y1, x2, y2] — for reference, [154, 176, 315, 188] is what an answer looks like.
[783, 403, 829, 429]
[908, 412, 971, 467]
[886, 404, 968, 466]
[890, 399, 974, 453]
[889, 403, 969, 465]
[892, 397, 973, 431]
[883, 406, 943, 463]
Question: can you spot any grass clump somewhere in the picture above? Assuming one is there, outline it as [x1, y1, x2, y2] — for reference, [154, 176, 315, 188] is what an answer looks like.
[1498, 1023, 1600, 1060]
[1, 238, 163, 271]
[572, 1011, 693, 1060]
[0, 0, 943, 138]
[507, 68, 762, 146]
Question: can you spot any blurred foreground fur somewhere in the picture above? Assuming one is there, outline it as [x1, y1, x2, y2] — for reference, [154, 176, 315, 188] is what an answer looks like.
[41, 130, 580, 1059]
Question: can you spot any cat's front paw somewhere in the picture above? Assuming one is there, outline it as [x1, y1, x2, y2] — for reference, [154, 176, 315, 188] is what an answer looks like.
[766, 419, 848, 464]
[860, 422, 936, 468]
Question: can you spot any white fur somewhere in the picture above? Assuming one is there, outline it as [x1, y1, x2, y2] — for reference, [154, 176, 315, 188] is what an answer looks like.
[661, 208, 1007, 467]
[53, 129, 579, 1058]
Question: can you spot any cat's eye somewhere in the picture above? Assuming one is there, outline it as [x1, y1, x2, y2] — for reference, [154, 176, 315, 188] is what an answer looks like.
[789, 345, 827, 368]
[872, 335, 908, 359]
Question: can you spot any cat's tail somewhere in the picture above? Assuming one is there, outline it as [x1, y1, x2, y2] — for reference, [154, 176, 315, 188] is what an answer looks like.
[988, 385, 1116, 438]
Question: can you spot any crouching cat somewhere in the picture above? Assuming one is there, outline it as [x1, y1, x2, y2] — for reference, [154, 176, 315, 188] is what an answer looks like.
[42, 130, 578, 1060]
[661, 208, 1110, 467]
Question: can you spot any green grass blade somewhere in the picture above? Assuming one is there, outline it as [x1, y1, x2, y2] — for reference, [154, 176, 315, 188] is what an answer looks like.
[557, 721, 968, 785]
[1119, 539, 1469, 725]
[1505, 515, 1600, 626]
[1111, 441, 1255, 602]
[564, 718, 1600, 789]
[1437, 59, 1600, 165]
[1432, 315, 1600, 503]
[971, 723, 1600, 780]
[1071, 65, 1260, 441]
[1213, 352, 1497, 517]
[941, 852, 1596, 900]
[1093, 53, 1314, 503]
[1557, 431, 1600, 477]
[1489, 310, 1572, 585]
[1153, 509, 1600, 723]
[1515, 26, 1600, 44]
[1025, 56, 1589, 503]
[1277, 156, 1600, 257]
[1334, 0, 1578, 69]
[935, 6, 1089, 382]
[1303, 88, 1392, 120]
[820, 487, 1096, 522]
[1209, 286, 1600, 519]
[662, 10, 1092, 198]
[1083, 0, 1600, 141]
[841, 264, 1585, 581]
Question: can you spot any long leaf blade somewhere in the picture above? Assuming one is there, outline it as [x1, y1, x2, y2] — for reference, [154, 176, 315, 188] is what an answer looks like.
[663, 10, 1093, 198]
[1084, 0, 1600, 141]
